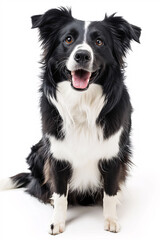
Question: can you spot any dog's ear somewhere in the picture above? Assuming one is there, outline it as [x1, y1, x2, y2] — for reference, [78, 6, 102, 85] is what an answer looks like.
[104, 14, 141, 64]
[31, 15, 43, 28]
[31, 7, 73, 43]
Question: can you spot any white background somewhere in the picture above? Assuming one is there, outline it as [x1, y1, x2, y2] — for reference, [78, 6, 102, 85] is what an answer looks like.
[1, 0, 160, 239]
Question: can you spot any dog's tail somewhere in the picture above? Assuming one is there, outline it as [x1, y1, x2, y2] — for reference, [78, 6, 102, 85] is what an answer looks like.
[0, 172, 31, 191]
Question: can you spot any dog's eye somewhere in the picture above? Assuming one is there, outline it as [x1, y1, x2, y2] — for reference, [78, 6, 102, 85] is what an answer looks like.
[65, 36, 73, 45]
[96, 39, 103, 46]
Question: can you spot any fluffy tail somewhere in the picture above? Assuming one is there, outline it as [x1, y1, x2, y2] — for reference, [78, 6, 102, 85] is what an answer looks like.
[0, 172, 31, 191]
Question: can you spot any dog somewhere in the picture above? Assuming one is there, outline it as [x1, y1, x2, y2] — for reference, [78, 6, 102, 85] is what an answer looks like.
[1, 7, 141, 235]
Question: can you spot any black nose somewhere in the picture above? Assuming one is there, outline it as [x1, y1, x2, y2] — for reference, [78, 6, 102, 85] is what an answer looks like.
[74, 50, 91, 63]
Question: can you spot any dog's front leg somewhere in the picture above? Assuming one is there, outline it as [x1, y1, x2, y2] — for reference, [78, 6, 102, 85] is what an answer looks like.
[99, 159, 122, 233]
[49, 160, 72, 235]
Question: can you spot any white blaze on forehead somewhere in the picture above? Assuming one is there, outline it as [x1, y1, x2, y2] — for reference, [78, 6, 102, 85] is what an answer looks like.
[84, 21, 91, 42]
[66, 21, 94, 72]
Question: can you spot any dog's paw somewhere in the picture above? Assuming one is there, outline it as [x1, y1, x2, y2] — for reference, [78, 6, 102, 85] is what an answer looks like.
[49, 222, 65, 235]
[104, 218, 120, 233]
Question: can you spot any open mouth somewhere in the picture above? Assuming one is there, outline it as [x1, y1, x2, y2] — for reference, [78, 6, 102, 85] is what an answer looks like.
[71, 70, 91, 90]
[66, 69, 99, 91]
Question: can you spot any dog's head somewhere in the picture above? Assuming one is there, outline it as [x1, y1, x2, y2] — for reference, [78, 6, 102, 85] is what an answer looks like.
[32, 7, 141, 92]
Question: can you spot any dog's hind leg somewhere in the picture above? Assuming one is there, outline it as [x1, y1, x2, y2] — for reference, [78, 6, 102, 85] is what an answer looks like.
[25, 138, 53, 203]
[0, 138, 52, 204]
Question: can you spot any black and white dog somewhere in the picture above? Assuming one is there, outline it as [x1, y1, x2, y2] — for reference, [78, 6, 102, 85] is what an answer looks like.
[1, 7, 141, 235]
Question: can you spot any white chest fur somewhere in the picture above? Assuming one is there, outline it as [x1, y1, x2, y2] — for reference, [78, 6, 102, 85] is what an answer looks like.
[48, 82, 122, 192]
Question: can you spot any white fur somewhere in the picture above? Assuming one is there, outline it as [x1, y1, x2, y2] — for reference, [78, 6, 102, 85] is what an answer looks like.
[49, 192, 68, 235]
[66, 21, 93, 72]
[84, 21, 91, 42]
[48, 81, 123, 193]
[103, 192, 120, 232]
[0, 178, 17, 191]
[66, 42, 94, 72]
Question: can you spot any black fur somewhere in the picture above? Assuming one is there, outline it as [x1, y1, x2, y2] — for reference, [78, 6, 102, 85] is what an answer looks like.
[25, 139, 52, 202]
[10, 7, 141, 207]
[47, 158, 72, 196]
[99, 157, 128, 196]
[40, 94, 64, 139]
[11, 173, 31, 188]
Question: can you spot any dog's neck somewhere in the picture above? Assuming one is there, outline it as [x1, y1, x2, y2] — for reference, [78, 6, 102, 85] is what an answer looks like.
[49, 81, 106, 127]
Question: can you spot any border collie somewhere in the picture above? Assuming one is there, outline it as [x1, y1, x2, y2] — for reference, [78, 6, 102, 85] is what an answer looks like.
[1, 7, 141, 235]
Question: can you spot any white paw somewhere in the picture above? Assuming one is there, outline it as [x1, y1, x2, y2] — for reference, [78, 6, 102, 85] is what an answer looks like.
[104, 218, 120, 233]
[49, 222, 65, 235]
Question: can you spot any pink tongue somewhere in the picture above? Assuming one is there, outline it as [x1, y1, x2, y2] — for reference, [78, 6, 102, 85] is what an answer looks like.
[71, 70, 91, 89]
